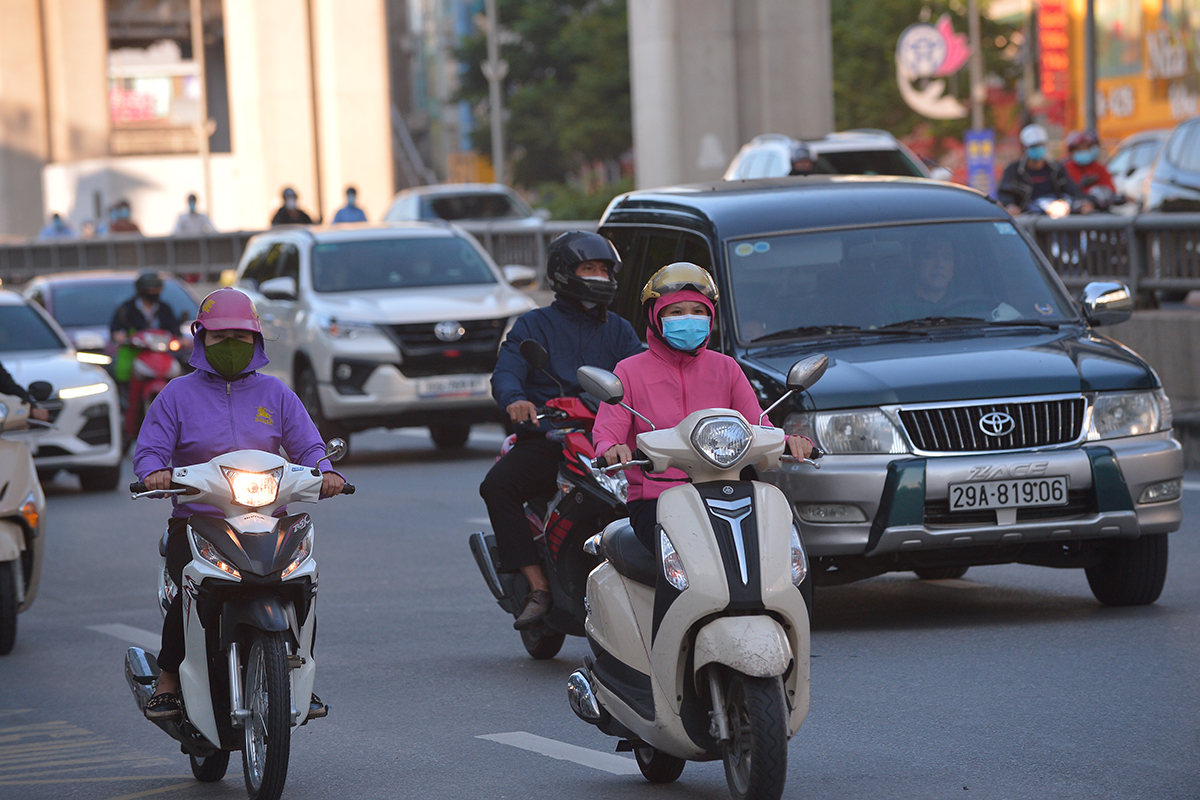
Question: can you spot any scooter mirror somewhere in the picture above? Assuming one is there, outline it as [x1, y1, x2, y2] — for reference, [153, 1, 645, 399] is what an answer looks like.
[324, 438, 348, 462]
[519, 339, 550, 371]
[786, 354, 829, 392]
[27, 381, 53, 402]
[577, 366, 624, 405]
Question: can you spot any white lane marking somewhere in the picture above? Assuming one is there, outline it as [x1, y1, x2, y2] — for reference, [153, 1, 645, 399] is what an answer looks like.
[88, 624, 161, 652]
[1183, 481, 1200, 492]
[477, 732, 640, 775]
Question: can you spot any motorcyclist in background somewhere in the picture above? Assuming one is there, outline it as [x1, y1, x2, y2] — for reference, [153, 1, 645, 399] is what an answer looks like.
[0, 362, 50, 422]
[998, 124, 1093, 216]
[1063, 130, 1121, 210]
[110, 272, 182, 408]
[479, 231, 642, 630]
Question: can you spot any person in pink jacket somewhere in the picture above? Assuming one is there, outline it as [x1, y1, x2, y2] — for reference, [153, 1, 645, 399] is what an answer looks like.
[592, 262, 813, 551]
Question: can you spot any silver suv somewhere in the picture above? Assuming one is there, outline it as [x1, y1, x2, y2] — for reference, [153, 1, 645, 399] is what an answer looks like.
[233, 224, 537, 450]
[724, 131, 949, 180]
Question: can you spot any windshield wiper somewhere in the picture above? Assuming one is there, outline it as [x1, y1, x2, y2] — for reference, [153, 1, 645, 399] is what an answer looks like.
[877, 316, 988, 329]
[750, 324, 864, 343]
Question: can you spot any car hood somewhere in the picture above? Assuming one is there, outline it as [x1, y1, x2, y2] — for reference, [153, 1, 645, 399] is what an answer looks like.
[1, 350, 116, 394]
[307, 284, 536, 324]
[740, 328, 1157, 409]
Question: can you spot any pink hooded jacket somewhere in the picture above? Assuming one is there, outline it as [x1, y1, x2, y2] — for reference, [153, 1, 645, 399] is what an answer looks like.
[591, 290, 773, 503]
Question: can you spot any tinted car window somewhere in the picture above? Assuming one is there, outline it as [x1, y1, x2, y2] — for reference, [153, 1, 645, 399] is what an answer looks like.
[815, 149, 924, 177]
[49, 280, 198, 327]
[240, 240, 276, 287]
[424, 193, 530, 221]
[311, 237, 497, 292]
[0, 305, 67, 352]
[1174, 122, 1200, 172]
[727, 220, 1076, 343]
[1131, 140, 1162, 170]
[1106, 147, 1132, 176]
[604, 227, 712, 341]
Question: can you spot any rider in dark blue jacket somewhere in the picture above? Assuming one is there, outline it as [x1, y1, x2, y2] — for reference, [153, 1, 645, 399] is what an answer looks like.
[481, 231, 642, 629]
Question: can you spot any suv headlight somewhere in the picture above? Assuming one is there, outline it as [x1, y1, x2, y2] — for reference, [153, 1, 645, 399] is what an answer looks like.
[691, 415, 752, 468]
[315, 315, 381, 340]
[221, 466, 283, 507]
[785, 409, 909, 455]
[1087, 389, 1171, 440]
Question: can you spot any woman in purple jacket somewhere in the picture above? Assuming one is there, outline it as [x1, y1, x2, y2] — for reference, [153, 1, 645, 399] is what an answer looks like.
[133, 288, 344, 721]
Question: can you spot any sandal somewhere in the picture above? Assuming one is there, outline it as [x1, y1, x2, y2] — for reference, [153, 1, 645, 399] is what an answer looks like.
[307, 692, 328, 719]
[144, 691, 182, 722]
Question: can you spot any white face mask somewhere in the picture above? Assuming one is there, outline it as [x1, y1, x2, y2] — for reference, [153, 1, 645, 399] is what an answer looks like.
[580, 274, 610, 282]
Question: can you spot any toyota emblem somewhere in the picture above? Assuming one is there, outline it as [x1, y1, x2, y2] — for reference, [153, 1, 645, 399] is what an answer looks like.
[434, 321, 465, 342]
[979, 411, 1015, 437]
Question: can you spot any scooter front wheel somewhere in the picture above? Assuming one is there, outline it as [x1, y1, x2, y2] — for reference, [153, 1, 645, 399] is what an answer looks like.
[722, 672, 787, 800]
[0, 561, 17, 656]
[634, 744, 685, 783]
[242, 631, 291, 800]
[190, 750, 230, 782]
[520, 624, 566, 660]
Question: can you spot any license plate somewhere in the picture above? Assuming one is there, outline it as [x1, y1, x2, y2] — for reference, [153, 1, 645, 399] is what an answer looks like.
[416, 374, 490, 399]
[948, 476, 1068, 511]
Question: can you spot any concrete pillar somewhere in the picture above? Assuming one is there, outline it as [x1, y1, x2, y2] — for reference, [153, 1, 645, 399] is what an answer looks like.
[311, 0, 394, 221]
[0, 0, 50, 236]
[41, 0, 109, 163]
[628, 0, 833, 188]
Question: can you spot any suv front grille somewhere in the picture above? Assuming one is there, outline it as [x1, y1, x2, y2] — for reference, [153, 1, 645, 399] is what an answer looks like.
[385, 317, 507, 378]
[899, 397, 1086, 453]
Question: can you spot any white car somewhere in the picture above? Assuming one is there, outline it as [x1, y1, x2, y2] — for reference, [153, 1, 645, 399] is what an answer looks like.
[1105, 128, 1171, 213]
[723, 130, 949, 180]
[0, 291, 122, 491]
[381, 183, 549, 226]
[233, 223, 538, 451]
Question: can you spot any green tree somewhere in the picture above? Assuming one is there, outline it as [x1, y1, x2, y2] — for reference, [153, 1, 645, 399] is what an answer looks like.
[456, 0, 631, 187]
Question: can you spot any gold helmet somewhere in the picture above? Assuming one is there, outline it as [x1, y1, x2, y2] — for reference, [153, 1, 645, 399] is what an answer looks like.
[639, 262, 719, 308]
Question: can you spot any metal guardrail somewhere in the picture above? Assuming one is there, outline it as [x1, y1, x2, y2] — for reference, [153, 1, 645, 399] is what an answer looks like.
[0, 220, 598, 288]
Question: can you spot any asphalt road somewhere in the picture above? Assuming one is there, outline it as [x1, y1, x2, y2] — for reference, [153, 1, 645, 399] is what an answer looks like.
[1, 425, 1197, 800]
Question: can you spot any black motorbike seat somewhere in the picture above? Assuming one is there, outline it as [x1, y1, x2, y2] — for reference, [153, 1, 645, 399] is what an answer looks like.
[600, 520, 657, 588]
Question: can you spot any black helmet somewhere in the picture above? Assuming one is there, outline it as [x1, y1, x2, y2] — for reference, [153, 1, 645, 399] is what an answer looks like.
[545, 231, 621, 306]
[135, 271, 163, 295]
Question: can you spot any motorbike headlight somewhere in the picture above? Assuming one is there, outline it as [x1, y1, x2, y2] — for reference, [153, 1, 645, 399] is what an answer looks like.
[593, 468, 628, 504]
[786, 409, 909, 455]
[316, 315, 380, 340]
[221, 466, 283, 508]
[660, 529, 688, 591]
[690, 415, 752, 468]
[281, 530, 314, 579]
[1087, 390, 1171, 440]
[190, 530, 242, 578]
[790, 524, 808, 587]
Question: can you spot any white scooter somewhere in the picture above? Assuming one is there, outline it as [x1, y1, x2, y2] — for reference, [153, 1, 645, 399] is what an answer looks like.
[567, 356, 827, 800]
[0, 381, 52, 655]
[125, 442, 353, 800]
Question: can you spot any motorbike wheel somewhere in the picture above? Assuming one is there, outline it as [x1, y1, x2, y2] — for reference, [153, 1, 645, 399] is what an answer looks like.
[429, 422, 471, 449]
[190, 751, 231, 782]
[1085, 533, 1168, 606]
[0, 561, 17, 656]
[913, 565, 969, 581]
[241, 631, 292, 800]
[722, 672, 788, 800]
[634, 744, 686, 783]
[519, 624, 566, 660]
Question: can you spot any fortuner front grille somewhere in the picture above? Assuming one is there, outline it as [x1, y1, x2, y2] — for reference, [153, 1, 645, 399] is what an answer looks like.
[384, 317, 507, 378]
[899, 397, 1086, 453]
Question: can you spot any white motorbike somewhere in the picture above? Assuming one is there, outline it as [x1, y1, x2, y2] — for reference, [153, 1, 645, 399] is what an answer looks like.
[0, 381, 52, 655]
[125, 442, 353, 800]
[567, 356, 827, 800]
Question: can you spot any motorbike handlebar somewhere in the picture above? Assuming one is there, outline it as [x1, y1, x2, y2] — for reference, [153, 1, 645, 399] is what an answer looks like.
[340, 483, 356, 495]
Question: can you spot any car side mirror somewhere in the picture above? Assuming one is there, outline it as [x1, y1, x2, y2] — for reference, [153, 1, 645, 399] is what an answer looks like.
[786, 354, 829, 392]
[324, 438, 347, 463]
[1081, 282, 1133, 327]
[519, 339, 550, 371]
[27, 381, 53, 402]
[533, 208, 552, 221]
[259, 276, 297, 301]
[577, 366, 624, 405]
[502, 265, 538, 289]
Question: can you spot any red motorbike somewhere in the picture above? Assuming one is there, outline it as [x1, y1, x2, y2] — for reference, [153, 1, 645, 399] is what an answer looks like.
[125, 328, 182, 439]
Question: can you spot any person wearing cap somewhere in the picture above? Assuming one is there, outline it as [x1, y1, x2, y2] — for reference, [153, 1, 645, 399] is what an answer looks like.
[331, 185, 368, 223]
[133, 287, 344, 722]
[172, 193, 216, 235]
[271, 186, 314, 226]
[789, 143, 816, 176]
[998, 124, 1092, 215]
[593, 263, 813, 552]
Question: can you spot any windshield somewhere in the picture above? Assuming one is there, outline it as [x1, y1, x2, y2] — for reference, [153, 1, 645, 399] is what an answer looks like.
[49, 280, 198, 328]
[815, 149, 924, 177]
[311, 236, 498, 292]
[425, 192, 531, 221]
[727, 220, 1077, 344]
[0, 304, 67, 352]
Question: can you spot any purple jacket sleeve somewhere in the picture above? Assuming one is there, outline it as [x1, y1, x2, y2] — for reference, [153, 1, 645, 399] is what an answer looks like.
[132, 387, 180, 479]
[278, 387, 334, 473]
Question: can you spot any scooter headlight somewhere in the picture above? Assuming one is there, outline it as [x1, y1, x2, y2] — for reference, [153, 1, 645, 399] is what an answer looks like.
[190, 530, 241, 578]
[281, 530, 314, 579]
[690, 415, 752, 469]
[660, 529, 688, 591]
[790, 524, 808, 587]
[221, 466, 283, 508]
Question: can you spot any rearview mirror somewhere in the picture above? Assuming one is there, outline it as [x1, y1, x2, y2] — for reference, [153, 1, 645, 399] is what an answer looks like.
[1081, 282, 1133, 327]
[27, 381, 53, 402]
[519, 339, 550, 371]
[577, 366, 624, 405]
[786, 354, 829, 392]
[502, 265, 538, 289]
[324, 438, 348, 463]
[259, 276, 297, 301]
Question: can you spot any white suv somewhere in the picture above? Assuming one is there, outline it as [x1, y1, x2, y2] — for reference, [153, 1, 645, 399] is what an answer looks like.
[724, 131, 949, 180]
[233, 223, 537, 450]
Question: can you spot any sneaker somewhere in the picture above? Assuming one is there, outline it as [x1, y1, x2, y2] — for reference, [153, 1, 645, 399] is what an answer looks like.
[513, 589, 552, 630]
[307, 693, 328, 719]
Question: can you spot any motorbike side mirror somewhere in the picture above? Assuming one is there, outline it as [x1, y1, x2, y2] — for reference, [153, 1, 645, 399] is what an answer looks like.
[576, 366, 624, 405]
[27, 381, 53, 402]
[324, 438, 348, 463]
[519, 339, 550, 371]
[786, 354, 829, 392]
[1081, 282, 1133, 327]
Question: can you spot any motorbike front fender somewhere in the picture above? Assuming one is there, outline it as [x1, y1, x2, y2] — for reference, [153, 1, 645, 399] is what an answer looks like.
[692, 616, 793, 679]
[221, 598, 297, 647]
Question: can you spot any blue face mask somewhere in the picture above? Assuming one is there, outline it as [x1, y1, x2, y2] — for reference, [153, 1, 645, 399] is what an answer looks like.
[1072, 147, 1098, 166]
[661, 315, 710, 351]
[1026, 146, 1047, 162]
